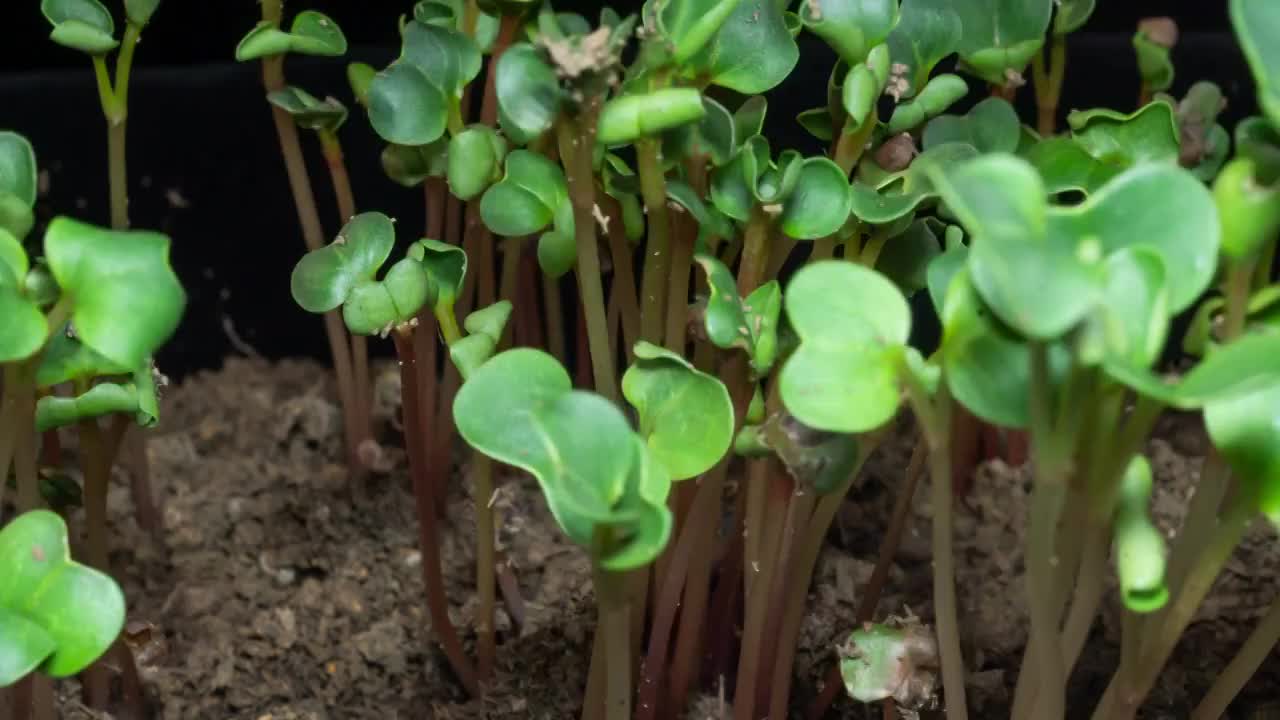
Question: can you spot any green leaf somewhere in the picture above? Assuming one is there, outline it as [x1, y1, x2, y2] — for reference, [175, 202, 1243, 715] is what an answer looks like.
[598, 88, 708, 146]
[41, 0, 117, 54]
[885, 0, 962, 100]
[480, 150, 569, 236]
[931, 153, 1103, 339]
[709, 140, 763, 222]
[35, 329, 129, 388]
[1234, 116, 1280, 185]
[124, 0, 160, 26]
[537, 229, 577, 278]
[381, 140, 448, 187]
[876, 218, 941, 296]
[44, 218, 184, 370]
[447, 126, 507, 201]
[495, 43, 562, 144]
[780, 260, 910, 433]
[1053, 0, 1095, 34]
[694, 254, 782, 373]
[415, 238, 468, 307]
[1022, 136, 1119, 196]
[850, 142, 979, 226]
[454, 349, 673, 570]
[666, 179, 735, 239]
[687, 0, 799, 94]
[925, 240, 966, 314]
[0, 132, 38, 210]
[940, 270, 1044, 428]
[779, 158, 852, 240]
[953, 0, 1051, 86]
[656, 0, 745, 63]
[622, 342, 734, 480]
[450, 301, 513, 380]
[35, 364, 159, 431]
[842, 63, 881, 130]
[839, 623, 932, 703]
[733, 96, 769, 144]
[235, 11, 347, 60]
[368, 61, 449, 146]
[401, 19, 482, 98]
[885, 73, 968, 133]
[663, 95, 736, 166]
[266, 86, 348, 131]
[1068, 101, 1180, 171]
[1214, 157, 1280, 261]
[1104, 332, 1280, 409]
[1133, 19, 1175, 93]
[759, 414, 861, 494]
[1206, 379, 1280, 526]
[1113, 455, 1169, 612]
[797, 107, 835, 142]
[0, 511, 124, 681]
[291, 212, 395, 314]
[922, 97, 1020, 154]
[1086, 248, 1169, 369]
[799, 0, 899, 66]
[342, 256, 431, 335]
[0, 194, 34, 242]
[0, 228, 45, 363]
[347, 62, 376, 107]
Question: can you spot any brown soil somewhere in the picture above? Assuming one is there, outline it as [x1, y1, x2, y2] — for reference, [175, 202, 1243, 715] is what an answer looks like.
[41, 358, 1280, 719]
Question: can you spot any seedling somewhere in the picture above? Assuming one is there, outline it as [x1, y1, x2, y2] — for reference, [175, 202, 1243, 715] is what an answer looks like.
[255, 1, 1280, 719]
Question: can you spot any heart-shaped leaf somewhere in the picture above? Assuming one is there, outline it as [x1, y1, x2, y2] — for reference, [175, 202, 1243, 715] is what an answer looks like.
[44, 218, 184, 370]
[447, 126, 507, 200]
[495, 43, 562, 144]
[291, 212, 395, 314]
[598, 88, 707, 146]
[401, 19, 482, 98]
[622, 342, 734, 480]
[953, 0, 1052, 86]
[695, 254, 782, 373]
[1235, 117, 1280, 185]
[666, 179, 735, 240]
[799, 0, 899, 66]
[123, 0, 160, 26]
[922, 97, 1020, 154]
[885, 73, 968, 133]
[449, 300, 513, 379]
[415, 238, 468, 308]
[685, 0, 799, 94]
[1068, 102, 1180, 170]
[709, 139, 765, 222]
[655, 0, 745, 63]
[1205, 378, 1280, 527]
[267, 86, 349, 131]
[885, 0, 962, 100]
[342, 256, 432, 335]
[0, 229, 45, 363]
[368, 61, 449, 146]
[41, 0, 117, 54]
[0, 511, 125, 681]
[235, 11, 346, 60]
[779, 158, 852, 240]
[1113, 455, 1169, 612]
[454, 349, 673, 570]
[797, 107, 835, 142]
[842, 62, 882, 130]
[733, 95, 769, 144]
[1053, 0, 1095, 35]
[1086, 248, 1169, 369]
[780, 260, 910, 433]
[480, 150, 569, 236]
[35, 329, 128, 388]
[1233, 0, 1280, 125]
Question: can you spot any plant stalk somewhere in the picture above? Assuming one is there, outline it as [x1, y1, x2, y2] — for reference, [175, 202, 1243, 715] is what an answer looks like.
[391, 328, 481, 698]
[592, 565, 633, 720]
[557, 112, 618, 401]
[733, 463, 789, 720]
[834, 119, 878, 176]
[473, 454, 497, 680]
[1192, 593, 1280, 719]
[636, 138, 673, 345]
[602, 199, 640, 357]
[1033, 34, 1067, 136]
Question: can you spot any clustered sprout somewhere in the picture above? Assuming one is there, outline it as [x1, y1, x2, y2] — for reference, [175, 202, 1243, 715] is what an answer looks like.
[4, 1, 1280, 719]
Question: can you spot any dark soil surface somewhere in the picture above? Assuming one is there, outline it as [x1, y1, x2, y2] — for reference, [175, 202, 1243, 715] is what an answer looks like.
[41, 358, 1280, 719]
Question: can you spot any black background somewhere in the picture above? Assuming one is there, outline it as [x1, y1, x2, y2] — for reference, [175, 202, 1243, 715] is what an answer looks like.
[0, 1, 1252, 379]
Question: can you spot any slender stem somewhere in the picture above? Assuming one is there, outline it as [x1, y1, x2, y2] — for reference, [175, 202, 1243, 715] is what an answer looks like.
[761, 486, 819, 718]
[602, 199, 641, 357]
[663, 210, 696, 353]
[12, 366, 39, 513]
[76, 415, 114, 709]
[557, 113, 618, 401]
[1192, 594, 1280, 719]
[473, 454, 497, 679]
[1115, 608, 1143, 717]
[1033, 35, 1066, 136]
[742, 452, 768, 600]
[859, 227, 891, 268]
[391, 329, 481, 698]
[593, 567, 633, 720]
[834, 119, 877, 176]
[1058, 526, 1109, 667]
[544, 273, 569, 364]
[733, 463, 789, 720]
[434, 305, 464, 346]
[497, 238, 524, 348]
[1164, 451, 1231, 601]
[738, 207, 772, 295]
[1223, 260, 1256, 341]
[810, 236, 836, 263]
[1253, 237, 1277, 291]
[765, 234, 799, 280]
[260, 52, 361, 475]
[637, 138, 673, 344]
[0, 364, 26, 511]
